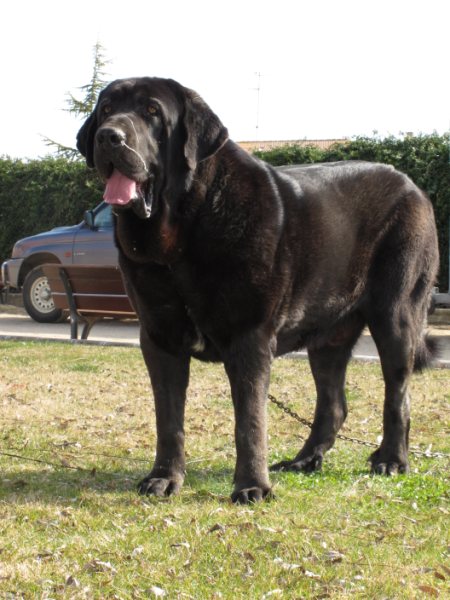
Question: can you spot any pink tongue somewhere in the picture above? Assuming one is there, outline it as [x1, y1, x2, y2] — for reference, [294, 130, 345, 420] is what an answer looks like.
[103, 170, 137, 205]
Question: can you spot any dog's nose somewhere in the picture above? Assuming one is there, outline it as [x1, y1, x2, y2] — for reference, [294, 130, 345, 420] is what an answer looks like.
[97, 127, 126, 148]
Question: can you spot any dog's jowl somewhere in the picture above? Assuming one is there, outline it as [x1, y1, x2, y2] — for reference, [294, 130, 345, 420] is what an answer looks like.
[77, 77, 439, 504]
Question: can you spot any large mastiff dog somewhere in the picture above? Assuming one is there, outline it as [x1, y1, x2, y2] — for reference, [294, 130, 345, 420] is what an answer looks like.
[77, 77, 439, 503]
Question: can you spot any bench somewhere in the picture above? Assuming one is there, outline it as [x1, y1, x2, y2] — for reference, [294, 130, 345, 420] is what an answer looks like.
[41, 264, 136, 340]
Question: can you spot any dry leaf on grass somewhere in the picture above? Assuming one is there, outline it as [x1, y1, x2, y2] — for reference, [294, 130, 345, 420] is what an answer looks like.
[65, 575, 80, 588]
[148, 586, 166, 597]
[417, 585, 439, 597]
[323, 550, 345, 563]
[83, 559, 117, 574]
[273, 557, 302, 571]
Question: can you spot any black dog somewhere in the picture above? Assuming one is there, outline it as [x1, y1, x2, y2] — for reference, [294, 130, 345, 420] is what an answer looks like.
[77, 77, 439, 503]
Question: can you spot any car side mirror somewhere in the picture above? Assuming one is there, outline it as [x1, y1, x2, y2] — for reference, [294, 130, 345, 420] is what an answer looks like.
[84, 210, 96, 230]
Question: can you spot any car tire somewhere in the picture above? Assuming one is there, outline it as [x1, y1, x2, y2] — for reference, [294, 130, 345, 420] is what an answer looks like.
[22, 266, 64, 323]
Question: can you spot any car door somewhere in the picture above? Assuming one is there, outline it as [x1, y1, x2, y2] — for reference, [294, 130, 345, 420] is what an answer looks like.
[72, 202, 118, 265]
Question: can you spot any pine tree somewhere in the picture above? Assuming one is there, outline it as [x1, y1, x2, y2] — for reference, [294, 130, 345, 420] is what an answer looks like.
[43, 42, 110, 160]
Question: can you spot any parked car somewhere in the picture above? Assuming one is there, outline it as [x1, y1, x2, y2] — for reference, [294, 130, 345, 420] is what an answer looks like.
[1, 202, 118, 322]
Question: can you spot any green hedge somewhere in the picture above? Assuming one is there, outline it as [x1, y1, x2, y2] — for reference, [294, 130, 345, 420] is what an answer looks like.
[0, 157, 102, 267]
[256, 135, 450, 290]
[1, 135, 449, 290]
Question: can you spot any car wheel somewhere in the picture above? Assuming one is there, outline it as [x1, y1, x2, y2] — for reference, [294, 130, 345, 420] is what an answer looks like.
[22, 266, 64, 323]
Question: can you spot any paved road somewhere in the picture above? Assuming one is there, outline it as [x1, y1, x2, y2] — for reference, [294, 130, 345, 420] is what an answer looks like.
[1, 306, 449, 365]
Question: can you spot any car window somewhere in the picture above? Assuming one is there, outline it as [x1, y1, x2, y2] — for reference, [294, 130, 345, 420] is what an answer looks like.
[94, 204, 113, 228]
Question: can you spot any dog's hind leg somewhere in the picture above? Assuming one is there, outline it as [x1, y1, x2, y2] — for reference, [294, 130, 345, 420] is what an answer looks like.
[365, 203, 438, 475]
[271, 316, 364, 473]
[366, 294, 434, 475]
[366, 312, 416, 475]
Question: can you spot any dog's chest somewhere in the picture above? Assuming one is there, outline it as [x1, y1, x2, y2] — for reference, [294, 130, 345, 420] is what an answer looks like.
[171, 253, 269, 340]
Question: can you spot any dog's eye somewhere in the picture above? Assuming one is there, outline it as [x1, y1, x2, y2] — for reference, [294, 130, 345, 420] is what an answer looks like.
[102, 105, 112, 115]
[147, 104, 159, 116]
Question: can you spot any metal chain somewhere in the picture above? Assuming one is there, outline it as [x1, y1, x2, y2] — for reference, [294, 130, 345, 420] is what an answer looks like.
[268, 394, 450, 459]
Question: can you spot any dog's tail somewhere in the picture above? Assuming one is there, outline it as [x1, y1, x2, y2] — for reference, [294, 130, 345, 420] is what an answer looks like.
[414, 333, 440, 372]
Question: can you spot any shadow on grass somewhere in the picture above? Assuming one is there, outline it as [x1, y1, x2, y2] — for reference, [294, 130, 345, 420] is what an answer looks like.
[0, 465, 237, 506]
[1, 441, 390, 506]
[4, 460, 439, 508]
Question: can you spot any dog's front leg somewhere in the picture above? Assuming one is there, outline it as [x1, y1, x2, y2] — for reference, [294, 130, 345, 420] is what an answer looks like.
[138, 328, 190, 497]
[224, 331, 273, 503]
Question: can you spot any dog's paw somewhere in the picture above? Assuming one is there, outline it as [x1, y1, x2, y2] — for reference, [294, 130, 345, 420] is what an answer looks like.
[371, 462, 409, 476]
[369, 450, 409, 476]
[270, 451, 323, 474]
[137, 474, 183, 497]
[231, 485, 274, 504]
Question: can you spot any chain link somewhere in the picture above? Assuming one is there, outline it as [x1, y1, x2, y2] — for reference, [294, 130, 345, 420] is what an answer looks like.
[268, 394, 450, 459]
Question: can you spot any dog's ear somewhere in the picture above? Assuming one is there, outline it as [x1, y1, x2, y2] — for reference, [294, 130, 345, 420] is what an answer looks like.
[181, 87, 229, 171]
[76, 111, 98, 168]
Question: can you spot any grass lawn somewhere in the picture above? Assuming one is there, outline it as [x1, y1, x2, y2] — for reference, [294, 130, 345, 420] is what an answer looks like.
[0, 340, 449, 599]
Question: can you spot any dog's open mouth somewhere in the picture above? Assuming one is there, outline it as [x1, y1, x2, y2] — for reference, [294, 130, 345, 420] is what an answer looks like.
[103, 169, 153, 219]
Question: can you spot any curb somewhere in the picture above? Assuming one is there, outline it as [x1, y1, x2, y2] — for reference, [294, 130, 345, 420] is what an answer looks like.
[286, 351, 450, 369]
[0, 334, 140, 349]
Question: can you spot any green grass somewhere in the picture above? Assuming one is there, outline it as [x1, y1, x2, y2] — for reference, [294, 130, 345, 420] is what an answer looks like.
[0, 341, 449, 598]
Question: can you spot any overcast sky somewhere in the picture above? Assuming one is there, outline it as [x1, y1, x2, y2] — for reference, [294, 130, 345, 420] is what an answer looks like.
[2, 0, 449, 159]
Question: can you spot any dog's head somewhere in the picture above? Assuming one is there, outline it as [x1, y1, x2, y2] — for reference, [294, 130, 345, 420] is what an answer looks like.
[77, 77, 228, 218]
